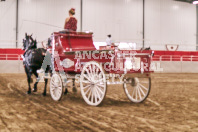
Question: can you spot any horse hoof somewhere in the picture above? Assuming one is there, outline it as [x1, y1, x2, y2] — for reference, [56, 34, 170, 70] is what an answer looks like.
[64, 89, 68, 95]
[26, 91, 31, 94]
[42, 93, 46, 96]
[33, 88, 37, 92]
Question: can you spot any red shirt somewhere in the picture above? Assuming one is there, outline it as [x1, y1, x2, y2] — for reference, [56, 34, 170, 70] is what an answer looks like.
[64, 17, 77, 31]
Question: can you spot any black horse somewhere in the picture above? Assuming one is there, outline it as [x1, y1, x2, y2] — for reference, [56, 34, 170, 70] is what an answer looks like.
[22, 33, 51, 95]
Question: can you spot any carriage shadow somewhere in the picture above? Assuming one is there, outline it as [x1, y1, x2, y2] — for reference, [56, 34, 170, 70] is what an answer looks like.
[102, 97, 150, 107]
[18, 85, 151, 107]
[60, 91, 150, 107]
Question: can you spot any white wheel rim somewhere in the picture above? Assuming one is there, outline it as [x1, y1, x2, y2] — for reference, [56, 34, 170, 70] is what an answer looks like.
[124, 77, 150, 103]
[80, 62, 106, 106]
[50, 73, 63, 101]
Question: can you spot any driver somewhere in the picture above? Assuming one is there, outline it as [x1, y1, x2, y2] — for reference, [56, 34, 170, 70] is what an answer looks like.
[64, 8, 77, 31]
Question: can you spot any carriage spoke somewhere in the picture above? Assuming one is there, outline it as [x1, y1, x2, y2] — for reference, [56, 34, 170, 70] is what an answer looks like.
[133, 86, 137, 99]
[96, 67, 99, 74]
[51, 81, 56, 86]
[98, 72, 103, 78]
[95, 87, 101, 100]
[96, 83, 105, 88]
[91, 90, 94, 102]
[84, 86, 91, 95]
[93, 64, 96, 75]
[96, 85, 104, 95]
[51, 86, 56, 91]
[82, 84, 91, 90]
[58, 88, 62, 95]
[95, 79, 104, 84]
[51, 77, 55, 82]
[87, 89, 92, 100]
[58, 86, 62, 90]
[96, 85, 104, 93]
[51, 87, 56, 92]
[83, 74, 91, 82]
[54, 90, 56, 97]
[135, 86, 138, 101]
[94, 88, 97, 103]
[53, 90, 56, 96]
[139, 83, 148, 91]
[82, 80, 91, 84]
[137, 86, 142, 100]
[131, 85, 135, 98]
[138, 85, 146, 97]
[85, 68, 92, 78]
[50, 83, 56, 89]
[89, 65, 93, 77]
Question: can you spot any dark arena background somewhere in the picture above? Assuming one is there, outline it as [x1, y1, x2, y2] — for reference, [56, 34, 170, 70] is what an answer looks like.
[0, 0, 198, 131]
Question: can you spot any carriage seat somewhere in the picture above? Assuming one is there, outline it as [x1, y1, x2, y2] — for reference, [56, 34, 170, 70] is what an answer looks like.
[59, 30, 93, 35]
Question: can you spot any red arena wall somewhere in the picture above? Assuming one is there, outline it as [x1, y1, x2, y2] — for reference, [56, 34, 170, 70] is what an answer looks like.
[1, 48, 198, 61]
[1, 48, 198, 73]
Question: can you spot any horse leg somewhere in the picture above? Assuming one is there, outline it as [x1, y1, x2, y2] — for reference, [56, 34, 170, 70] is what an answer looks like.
[64, 86, 68, 95]
[72, 78, 77, 93]
[33, 70, 39, 92]
[25, 66, 32, 94]
[43, 67, 49, 96]
[43, 78, 48, 96]
[27, 72, 33, 94]
[42, 65, 51, 96]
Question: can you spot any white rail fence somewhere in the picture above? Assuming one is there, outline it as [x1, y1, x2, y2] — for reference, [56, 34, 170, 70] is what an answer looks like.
[0, 54, 22, 60]
[153, 55, 198, 62]
[152, 55, 198, 73]
[1, 54, 198, 62]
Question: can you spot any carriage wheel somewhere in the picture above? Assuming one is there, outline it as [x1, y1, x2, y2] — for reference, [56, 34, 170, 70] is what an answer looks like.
[50, 73, 63, 101]
[80, 61, 107, 106]
[123, 77, 151, 103]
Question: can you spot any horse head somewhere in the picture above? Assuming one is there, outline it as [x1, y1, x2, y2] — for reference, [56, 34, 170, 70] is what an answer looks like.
[22, 33, 36, 50]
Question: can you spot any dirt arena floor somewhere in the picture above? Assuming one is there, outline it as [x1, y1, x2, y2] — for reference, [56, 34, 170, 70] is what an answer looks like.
[0, 73, 197, 132]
